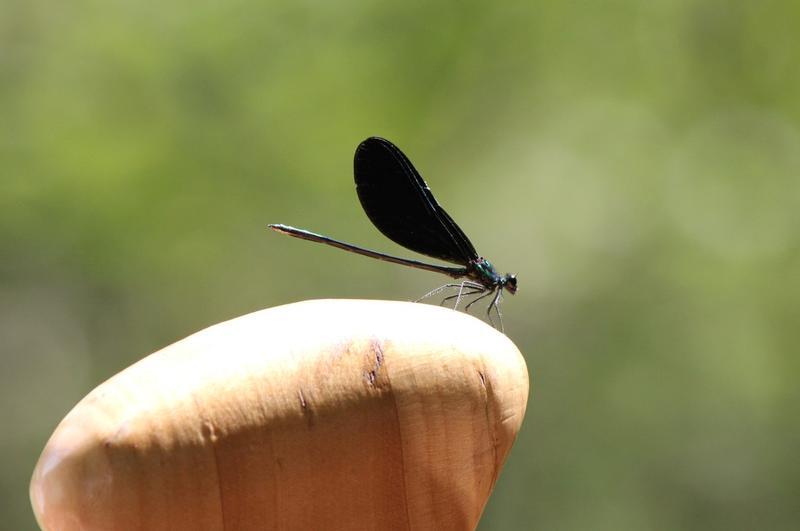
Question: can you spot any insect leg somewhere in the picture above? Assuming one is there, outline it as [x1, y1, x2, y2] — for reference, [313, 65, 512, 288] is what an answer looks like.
[415, 283, 464, 303]
[464, 289, 495, 313]
[440, 283, 484, 308]
[487, 289, 504, 332]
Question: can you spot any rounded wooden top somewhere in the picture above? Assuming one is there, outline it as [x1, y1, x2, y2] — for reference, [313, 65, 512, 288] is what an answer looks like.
[31, 299, 529, 530]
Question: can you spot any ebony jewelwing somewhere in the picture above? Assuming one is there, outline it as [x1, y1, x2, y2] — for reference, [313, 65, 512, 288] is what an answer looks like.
[269, 137, 517, 330]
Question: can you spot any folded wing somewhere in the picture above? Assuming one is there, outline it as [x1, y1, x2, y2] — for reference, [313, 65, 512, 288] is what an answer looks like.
[354, 137, 478, 265]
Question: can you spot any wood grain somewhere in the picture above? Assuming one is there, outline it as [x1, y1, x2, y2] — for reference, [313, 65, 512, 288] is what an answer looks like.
[30, 299, 529, 530]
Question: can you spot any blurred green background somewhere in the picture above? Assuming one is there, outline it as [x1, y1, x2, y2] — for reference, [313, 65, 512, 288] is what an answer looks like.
[2, 0, 799, 529]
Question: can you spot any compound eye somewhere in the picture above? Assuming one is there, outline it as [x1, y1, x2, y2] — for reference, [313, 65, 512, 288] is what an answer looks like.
[505, 274, 518, 293]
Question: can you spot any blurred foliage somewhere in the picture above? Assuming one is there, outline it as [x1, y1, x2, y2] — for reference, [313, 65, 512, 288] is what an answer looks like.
[2, 0, 799, 529]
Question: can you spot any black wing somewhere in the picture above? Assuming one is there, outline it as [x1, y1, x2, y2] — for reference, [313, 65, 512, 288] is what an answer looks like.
[354, 137, 479, 265]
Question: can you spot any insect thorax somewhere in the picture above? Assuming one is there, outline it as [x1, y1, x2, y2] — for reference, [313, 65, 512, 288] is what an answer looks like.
[468, 258, 501, 287]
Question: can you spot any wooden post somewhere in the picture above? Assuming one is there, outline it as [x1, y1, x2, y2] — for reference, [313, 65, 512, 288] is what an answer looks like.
[31, 299, 529, 530]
